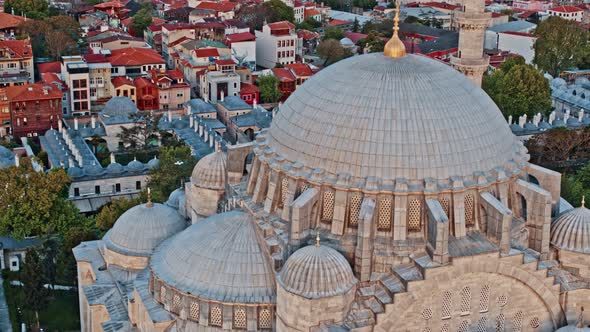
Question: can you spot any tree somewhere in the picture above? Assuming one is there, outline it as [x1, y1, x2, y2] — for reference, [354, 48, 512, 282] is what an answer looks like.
[533, 16, 588, 77]
[0, 158, 81, 239]
[21, 249, 49, 329]
[323, 26, 344, 41]
[42, 238, 59, 290]
[117, 112, 163, 151]
[297, 17, 322, 31]
[482, 57, 551, 119]
[5, 0, 49, 19]
[95, 196, 141, 231]
[130, 5, 153, 38]
[45, 31, 76, 59]
[358, 30, 385, 53]
[257, 74, 282, 103]
[57, 225, 97, 285]
[264, 0, 295, 23]
[353, 0, 377, 9]
[317, 39, 347, 65]
[352, 18, 360, 32]
[236, 0, 294, 30]
[147, 146, 197, 202]
[525, 127, 590, 164]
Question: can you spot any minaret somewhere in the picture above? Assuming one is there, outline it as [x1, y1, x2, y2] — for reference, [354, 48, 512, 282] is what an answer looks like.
[450, 0, 491, 87]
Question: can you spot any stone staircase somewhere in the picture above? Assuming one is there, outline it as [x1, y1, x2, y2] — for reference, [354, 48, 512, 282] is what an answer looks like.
[342, 250, 561, 331]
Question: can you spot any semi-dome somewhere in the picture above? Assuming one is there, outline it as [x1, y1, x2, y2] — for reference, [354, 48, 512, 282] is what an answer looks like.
[166, 188, 184, 209]
[191, 150, 227, 190]
[150, 210, 276, 303]
[103, 202, 186, 256]
[277, 242, 357, 299]
[551, 206, 590, 253]
[263, 53, 523, 185]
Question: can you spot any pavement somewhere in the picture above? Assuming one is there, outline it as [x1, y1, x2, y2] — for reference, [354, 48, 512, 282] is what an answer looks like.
[0, 275, 12, 332]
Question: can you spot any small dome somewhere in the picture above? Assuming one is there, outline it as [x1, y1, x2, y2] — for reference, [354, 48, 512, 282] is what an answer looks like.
[84, 163, 105, 177]
[150, 210, 276, 303]
[556, 325, 590, 332]
[106, 162, 124, 175]
[551, 206, 590, 253]
[173, 118, 188, 129]
[552, 77, 567, 88]
[575, 77, 589, 85]
[147, 156, 160, 169]
[524, 122, 537, 130]
[277, 243, 357, 299]
[568, 117, 582, 127]
[0, 145, 13, 159]
[510, 123, 523, 132]
[340, 37, 354, 46]
[191, 150, 226, 190]
[103, 202, 186, 257]
[553, 119, 566, 127]
[127, 158, 145, 173]
[166, 188, 184, 209]
[102, 97, 138, 117]
[539, 121, 552, 129]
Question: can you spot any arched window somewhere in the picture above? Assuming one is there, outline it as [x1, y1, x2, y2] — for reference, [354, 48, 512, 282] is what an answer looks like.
[441, 291, 452, 319]
[408, 199, 422, 231]
[513, 310, 524, 332]
[460, 286, 471, 314]
[234, 306, 247, 329]
[189, 302, 200, 322]
[464, 194, 475, 226]
[479, 285, 490, 313]
[348, 192, 362, 227]
[321, 190, 335, 223]
[210, 305, 223, 327]
[378, 196, 393, 231]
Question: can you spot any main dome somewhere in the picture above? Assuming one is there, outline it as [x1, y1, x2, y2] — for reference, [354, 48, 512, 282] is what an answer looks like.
[265, 53, 522, 183]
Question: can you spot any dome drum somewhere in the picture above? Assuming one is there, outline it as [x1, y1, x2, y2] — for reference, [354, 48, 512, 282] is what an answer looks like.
[149, 273, 275, 330]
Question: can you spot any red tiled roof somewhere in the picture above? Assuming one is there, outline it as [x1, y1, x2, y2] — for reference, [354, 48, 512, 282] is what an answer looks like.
[421, 2, 461, 10]
[167, 36, 191, 47]
[225, 32, 256, 43]
[0, 39, 33, 58]
[112, 76, 135, 87]
[304, 8, 321, 17]
[37, 61, 61, 74]
[285, 63, 313, 77]
[95, 1, 125, 8]
[148, 24, 164, 32]
[293, 0, 304, 7]
[194, 48, 219, 57]
[6, 83, 63, 101]
[134, 76, 156, 89]
[327, 19, 349, 26]
[373, 5, 386, 11]
[240, 82, 258, 94]
[499, 31, 535, 37]
[108, 47, 165, 66]
[162, 22, 195, 30]
[518, 10, 537, 18]
[41, 72, 66, 87]
[550, 5, 583, 12]
[196, 1, 238, 12]
[0, 13, 25, 30]
[267, 21, 296, 30]
[298, 29, 320, 40]
[83, 54, 109, 63]
[491, 12, 505, 18]
[344, 31, 367, 44]
[167, 69, 184, 80]
[271, 68, 295, 82]
[215, 59, 236, 65]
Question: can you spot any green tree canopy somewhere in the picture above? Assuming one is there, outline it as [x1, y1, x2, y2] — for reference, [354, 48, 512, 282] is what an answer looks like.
[265, 0, 295, 23]
[317, 38, 348, 65]
[297, 17, 322, 31]
[5, 0, 48, 19]
[131, 5, 153, 38]
[533, 16, 588, 77]
[257, 74, 282, 103]
[353, 0, 377, 9]
[358, 30, 385, 53]
[19, 16, 80, 59]
[0, 158, 82, 239]
[21, 248, 49, 328]
[147, 145, 197, 203]
[482, 57, 551, 119]
[117, 112, 162, 151]
[323, 26, 345, 41]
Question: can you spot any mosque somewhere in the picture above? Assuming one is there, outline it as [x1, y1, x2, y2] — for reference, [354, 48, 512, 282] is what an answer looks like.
[74, 1, 590, 331]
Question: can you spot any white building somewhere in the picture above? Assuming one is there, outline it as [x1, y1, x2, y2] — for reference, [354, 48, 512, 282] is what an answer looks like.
[61, 56, 91, 116]
[547, 5, 583, 22]
[484, 20, 536, 51]
[225, 32, 257, 70]
[497, 31, 537, 64]
[255, 21, 301, 69]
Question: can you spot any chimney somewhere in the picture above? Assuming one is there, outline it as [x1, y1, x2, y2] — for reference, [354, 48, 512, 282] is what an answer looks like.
[189, 115, 194, 128]
[253, 98, 257, 109]
[91, 116, 96, 129]
[580, 111, 585, 123]
[110, 153, 116, 164]
[74, 117, 79, 130]
[14, 154, 19, 167]
[58, 119, 63, 132]
[507, 115, 512, 125]
[167, 110, 172, 122]
[220, 90, 225, 102]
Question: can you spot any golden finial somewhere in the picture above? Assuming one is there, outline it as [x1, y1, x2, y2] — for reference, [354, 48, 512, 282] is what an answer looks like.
[582, 195, 586, 208]
[384, 0, 406, 58]
[315, 230, 321, 247]
[146, 187, 153, 208]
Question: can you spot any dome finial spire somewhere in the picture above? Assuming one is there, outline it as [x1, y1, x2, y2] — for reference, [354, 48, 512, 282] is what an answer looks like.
[384, 0, 406, 58]
[315, 230, 321, 247]
[146, 187, 153, 208]
[583, 195, 586, 208]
